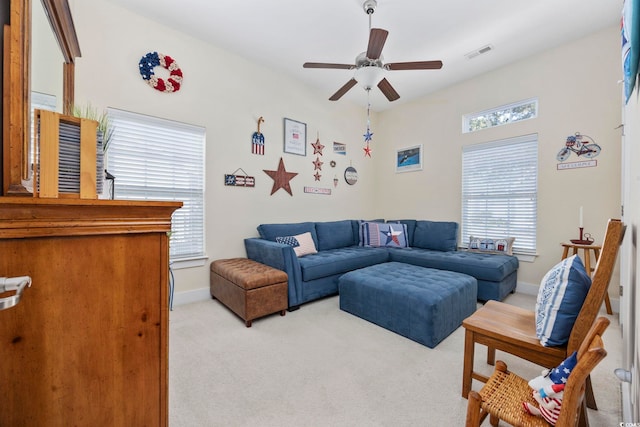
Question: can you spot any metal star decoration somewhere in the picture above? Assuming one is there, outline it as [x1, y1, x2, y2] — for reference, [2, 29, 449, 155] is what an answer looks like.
[263, 157, 298, 196]
[314, 171, 321, 181]
[311, 138, 325, 155]
[363, 127, 373, 143]
[363, 144, 372, 158]
[312, 157, 324, 170]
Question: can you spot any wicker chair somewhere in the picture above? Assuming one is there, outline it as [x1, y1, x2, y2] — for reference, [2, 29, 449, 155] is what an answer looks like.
[465, 317, 610, 427]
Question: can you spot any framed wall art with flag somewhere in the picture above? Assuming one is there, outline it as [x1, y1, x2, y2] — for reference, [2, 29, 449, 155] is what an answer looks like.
[283, 118, 306, 156]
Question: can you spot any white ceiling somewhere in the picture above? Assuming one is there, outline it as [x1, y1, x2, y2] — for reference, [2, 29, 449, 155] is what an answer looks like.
[105, 0, 621, 111]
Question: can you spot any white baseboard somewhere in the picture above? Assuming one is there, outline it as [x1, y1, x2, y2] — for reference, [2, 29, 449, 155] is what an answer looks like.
[515, 281, 620, 313]
[172, 287, 211, 308]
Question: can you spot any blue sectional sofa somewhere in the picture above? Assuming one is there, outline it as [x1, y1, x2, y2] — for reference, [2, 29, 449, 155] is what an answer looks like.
[244, 219, 519, 309]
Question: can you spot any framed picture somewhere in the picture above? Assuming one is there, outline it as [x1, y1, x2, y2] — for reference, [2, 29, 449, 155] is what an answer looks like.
[396, 144, 423, 173]
[283, 118, 307, 156]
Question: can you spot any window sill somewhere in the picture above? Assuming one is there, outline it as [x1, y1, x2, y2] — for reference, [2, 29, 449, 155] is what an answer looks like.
[170, 256, 209, 270]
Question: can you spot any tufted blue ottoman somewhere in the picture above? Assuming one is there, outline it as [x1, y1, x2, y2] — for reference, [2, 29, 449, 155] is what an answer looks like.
[339, 262, 477, 348]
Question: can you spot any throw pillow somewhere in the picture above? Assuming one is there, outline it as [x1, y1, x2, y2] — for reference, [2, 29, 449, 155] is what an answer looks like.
[275, 232, 318, 257]
[360, 222, 408, 248]
[357, 219, 385, 246]
[535, 255, 591, 347]
[468, 236, 515, 255]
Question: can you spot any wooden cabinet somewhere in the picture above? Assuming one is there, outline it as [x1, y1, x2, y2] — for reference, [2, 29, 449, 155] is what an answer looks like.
[0, 197, 181, 426]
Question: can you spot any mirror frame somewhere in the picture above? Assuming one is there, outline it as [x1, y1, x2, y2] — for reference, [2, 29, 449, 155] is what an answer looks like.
[3, 0, 80, 196]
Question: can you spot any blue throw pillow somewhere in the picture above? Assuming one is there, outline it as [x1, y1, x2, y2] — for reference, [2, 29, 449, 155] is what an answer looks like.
[535, 255, 591, 347]
[412, 220, 458, 251]
[360, 222, 408, 248]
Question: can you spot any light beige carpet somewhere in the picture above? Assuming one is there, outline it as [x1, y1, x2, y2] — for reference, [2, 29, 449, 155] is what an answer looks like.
[169, 292, 621, 426]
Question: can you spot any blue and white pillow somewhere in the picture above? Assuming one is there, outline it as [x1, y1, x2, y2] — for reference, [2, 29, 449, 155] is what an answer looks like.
[275, 232, 318, 257]
[360, 222, 408, 248]
[535, 255, 591, 346]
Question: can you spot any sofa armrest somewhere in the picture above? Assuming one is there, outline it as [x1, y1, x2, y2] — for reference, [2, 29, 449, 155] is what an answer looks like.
[244, 238, 303, 307]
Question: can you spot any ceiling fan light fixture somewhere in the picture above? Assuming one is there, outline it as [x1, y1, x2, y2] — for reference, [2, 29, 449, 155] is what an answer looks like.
[354, 66, 385, 90]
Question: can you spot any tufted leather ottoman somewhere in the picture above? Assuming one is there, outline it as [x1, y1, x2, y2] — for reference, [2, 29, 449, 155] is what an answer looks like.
[339, 262, 477, 348]
[210, 258, 288, 327]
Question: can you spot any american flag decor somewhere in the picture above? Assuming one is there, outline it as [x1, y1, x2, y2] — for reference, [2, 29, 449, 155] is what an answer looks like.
[252, 116, 265, 155]
[225, 169, 255, 187]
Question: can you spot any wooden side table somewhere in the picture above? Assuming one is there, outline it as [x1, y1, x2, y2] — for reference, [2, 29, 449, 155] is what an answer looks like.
[560, 242, 612, 314]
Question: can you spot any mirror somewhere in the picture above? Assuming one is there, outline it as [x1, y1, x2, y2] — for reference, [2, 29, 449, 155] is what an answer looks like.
[32, 0, 64, 113]
[2, 0, 80, 196]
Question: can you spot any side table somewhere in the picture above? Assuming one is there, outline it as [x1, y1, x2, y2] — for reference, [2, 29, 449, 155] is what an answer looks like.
[560, 242, 611, 314]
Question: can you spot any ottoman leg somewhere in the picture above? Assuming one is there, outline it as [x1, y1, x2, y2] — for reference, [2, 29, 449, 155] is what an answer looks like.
[245, 320, 252, 328]
[280, 310, 286, 316]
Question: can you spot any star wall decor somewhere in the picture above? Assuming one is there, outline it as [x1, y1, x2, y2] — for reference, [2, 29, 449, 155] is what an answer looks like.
[263, 157, 298, 196]
[363, 144, 372, 158]
[312, 138, 325, 155]
[312, 157, 323, 170]
[314, 171, 321, 181]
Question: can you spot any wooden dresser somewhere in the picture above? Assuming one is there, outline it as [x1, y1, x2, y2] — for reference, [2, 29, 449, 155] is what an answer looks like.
[0, 197, 181, 426]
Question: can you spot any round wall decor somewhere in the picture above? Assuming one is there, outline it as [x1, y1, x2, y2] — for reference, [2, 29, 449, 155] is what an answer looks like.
[344, 166, 358, 185]
[138, 52, 183, 93]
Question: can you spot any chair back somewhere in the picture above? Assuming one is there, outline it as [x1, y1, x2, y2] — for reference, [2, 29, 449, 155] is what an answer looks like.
[556, 317, 609, 427]
[566, 219, 624, 354]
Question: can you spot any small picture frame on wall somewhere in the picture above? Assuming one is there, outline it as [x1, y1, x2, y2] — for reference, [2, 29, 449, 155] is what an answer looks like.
[283, 118, 307, 156]
[396, 144, 423, 173]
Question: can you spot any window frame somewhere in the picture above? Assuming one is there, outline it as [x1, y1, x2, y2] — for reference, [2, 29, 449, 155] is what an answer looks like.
[461, 133, 538, 260]
[106, 108, 206, 265]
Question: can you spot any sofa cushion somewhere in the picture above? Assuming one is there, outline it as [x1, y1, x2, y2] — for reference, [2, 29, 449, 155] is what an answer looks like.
[298, 246, 389, 282]
[316, 220, 355, 251]
[275, 232, 318, 257]
[361, 222, 408, 248]
[257, 222, 318, 247]
[535, 255, 591, 347]
[413, 220, 458, 251]
[387, 220, 417, 246]
[388, 247, 518, 282]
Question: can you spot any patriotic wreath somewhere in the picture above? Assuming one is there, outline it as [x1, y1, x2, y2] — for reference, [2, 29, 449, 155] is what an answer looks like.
[138, 52, 183, 93]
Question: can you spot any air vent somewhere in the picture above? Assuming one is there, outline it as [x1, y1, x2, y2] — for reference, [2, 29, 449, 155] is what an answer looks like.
[465, 44, 494, 60]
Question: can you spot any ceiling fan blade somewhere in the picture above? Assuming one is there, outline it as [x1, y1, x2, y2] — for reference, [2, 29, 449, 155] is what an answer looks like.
[366, 28, 389, 60]
[303, 62, 356, 70]
[377, 78, 400, 102]
[385, 60, 443, 71]
[329, 79, 358, 101]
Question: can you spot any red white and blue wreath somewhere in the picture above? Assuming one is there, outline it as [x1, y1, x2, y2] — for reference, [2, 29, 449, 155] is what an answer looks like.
[138, 52, 183, 93]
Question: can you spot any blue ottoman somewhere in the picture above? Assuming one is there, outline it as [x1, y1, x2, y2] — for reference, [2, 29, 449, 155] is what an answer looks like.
[339, 262, 477, 348]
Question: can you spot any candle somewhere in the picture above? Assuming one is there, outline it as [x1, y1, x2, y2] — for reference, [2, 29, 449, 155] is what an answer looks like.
[579, 206, 583, 228]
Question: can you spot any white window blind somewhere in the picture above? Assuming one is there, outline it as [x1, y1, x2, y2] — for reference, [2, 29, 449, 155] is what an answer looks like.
[107, 108, 205, 261]
[461, 134, 538, 255]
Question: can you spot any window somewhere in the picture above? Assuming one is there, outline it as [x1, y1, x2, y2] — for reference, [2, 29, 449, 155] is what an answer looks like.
[463, 98, 538, 133]
[461, 134, 538, 256]
[107, 108, 205, 261]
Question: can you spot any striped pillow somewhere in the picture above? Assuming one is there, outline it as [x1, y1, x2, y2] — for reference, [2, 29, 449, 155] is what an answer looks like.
[535, 255, 591, 346]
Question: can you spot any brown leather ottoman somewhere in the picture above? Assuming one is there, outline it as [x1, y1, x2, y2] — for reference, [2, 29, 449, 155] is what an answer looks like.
[210, 258, 288, 327]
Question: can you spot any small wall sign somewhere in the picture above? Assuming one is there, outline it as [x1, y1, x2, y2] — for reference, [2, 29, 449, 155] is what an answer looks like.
[225, 168, 255, 187]
[304, 186, 331, 195]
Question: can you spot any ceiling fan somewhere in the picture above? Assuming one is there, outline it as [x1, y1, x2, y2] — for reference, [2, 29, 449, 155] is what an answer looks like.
[303, 0, 443, 102]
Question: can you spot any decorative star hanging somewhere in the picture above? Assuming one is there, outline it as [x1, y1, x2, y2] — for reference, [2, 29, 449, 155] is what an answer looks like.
[363, 127, 373, 143]
[363, 89, 374, 158]
[311, 136, 325, 155]
[263, 157, 298, 196]
[312, 157, 324, 171]
[314, 171, 321, 181]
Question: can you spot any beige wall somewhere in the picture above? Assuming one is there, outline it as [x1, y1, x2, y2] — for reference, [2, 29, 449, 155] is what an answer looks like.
[373, 26, 621, 293]
[72, 0, 377, 295]
[73, 1, 621, 301]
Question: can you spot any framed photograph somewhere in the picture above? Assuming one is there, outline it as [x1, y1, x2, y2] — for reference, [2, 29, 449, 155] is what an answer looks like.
[283, 118, 307, 156]
[396, 144, 423, 173]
